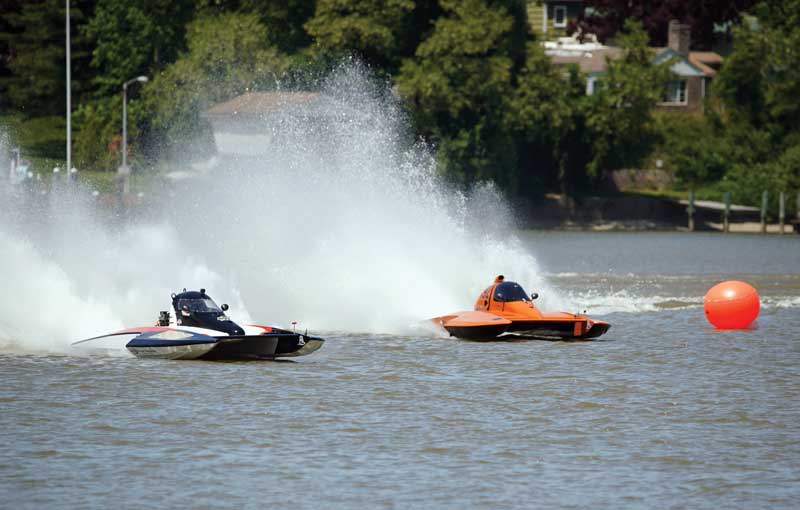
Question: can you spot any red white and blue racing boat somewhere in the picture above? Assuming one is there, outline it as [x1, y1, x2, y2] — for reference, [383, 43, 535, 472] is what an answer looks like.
[72, 289, 324, 360]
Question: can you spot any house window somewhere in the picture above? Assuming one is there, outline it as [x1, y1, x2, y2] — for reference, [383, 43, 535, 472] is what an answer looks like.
[662, 80, 688, 104]
[553, 5, 567, 28]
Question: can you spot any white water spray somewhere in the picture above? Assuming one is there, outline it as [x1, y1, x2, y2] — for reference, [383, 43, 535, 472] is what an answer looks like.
[0, 65, 553, 354]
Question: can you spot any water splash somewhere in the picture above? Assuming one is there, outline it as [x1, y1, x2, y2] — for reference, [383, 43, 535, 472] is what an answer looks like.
[0, 65, 551, 353]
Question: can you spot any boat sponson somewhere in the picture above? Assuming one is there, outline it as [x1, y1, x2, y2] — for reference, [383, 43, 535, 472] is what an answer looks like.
[275, 335, 326, 357]
[201, 335, 282, 360]
[506, 320, 611, 339]
[444, 323, 511, 339]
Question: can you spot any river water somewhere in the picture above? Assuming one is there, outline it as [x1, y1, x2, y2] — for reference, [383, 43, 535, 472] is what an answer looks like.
[1, 232, 798, 509]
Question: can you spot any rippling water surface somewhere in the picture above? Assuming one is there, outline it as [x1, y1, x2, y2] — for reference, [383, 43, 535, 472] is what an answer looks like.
[1, 233, 798, 509]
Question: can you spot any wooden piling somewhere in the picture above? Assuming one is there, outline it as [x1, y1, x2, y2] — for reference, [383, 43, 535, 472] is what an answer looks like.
[779, 191, 785, 235]
[760, 190, 768, 234]
[687, 189, 695, 232]
[722, 192, 730, 232]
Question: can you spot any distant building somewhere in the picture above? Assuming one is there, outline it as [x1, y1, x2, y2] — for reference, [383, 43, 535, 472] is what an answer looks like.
[203, 91, 320, 157]
[546, 20, 723, 113]
[528, 0, 584, 39]
[652, 21, 723, 112]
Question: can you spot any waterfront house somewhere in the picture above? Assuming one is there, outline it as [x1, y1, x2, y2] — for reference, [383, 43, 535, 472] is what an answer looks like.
[203, 91, 320, 157]
[546, 20, 723, 113]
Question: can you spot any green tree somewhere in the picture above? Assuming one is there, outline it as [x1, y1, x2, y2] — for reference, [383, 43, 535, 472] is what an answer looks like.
[0, 0, 23, 111]
[713, 11, 800, 148]
[0, 0, 95, 163]
[652, 112, 728, 184]
[396, 0, 528, 193]
[305, 0, 417, 72]
[0, 0, 94, 117]
[584, 20, 672, 176]
[725, 143, 800, 210]
[707, 0, 800, 206]
[137, 12, 289, 162]
[84, 0, 194, 96]
[510, 43, 587, 194]
[72, 95, 124, 171]
[193, 0, 315, 53]
[241, 0, 316, 53]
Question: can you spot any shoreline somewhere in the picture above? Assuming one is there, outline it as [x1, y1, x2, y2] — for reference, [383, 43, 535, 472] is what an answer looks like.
[529, 221, 798, 234]
[517, 194, 798, 234]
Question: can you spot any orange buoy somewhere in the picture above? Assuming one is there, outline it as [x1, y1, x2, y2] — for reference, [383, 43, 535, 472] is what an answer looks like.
[703, 281, 760, 329]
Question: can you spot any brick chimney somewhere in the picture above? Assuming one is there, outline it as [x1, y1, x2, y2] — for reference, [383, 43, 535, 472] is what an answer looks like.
[668, 20, 690, 56]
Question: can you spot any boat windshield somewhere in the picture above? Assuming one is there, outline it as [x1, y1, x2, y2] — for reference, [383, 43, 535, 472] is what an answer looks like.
[493, 281, 531, 302]
[177, 298, 222, 313]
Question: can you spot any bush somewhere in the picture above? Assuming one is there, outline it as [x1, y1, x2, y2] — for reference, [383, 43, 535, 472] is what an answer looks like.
[725, 143, 800, 212]
[653, 112, 727, 185]
[73, 98, 125, 172]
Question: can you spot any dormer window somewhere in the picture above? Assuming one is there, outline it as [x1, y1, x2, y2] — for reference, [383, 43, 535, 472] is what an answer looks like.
[553, 5, 567, 28]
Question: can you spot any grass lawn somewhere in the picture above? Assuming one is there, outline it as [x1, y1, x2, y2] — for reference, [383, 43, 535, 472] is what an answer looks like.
[77, 170, 153, 194]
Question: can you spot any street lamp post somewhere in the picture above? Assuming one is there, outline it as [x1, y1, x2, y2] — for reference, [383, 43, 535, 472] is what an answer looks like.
[119, 75, 148, 194]
[66, 0, 71, 181]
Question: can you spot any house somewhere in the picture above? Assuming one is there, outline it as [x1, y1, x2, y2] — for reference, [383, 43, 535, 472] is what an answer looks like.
[528, 1, 584, 39]
[543, 35, 622, 95]
[546, 20, 723, 112]
[203, 91, 320, 157]
[652, 21, 723, 112]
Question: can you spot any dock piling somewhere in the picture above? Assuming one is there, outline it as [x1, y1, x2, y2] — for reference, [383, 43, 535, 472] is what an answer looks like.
[723, 191, 731, 233]
[760, 190, 768, 234]
[687, 189, 695, 232]
[779, 191, 785, 235]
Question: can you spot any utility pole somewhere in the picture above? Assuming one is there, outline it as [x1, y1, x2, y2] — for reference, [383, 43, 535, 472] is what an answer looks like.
[66, 0, 71, 180]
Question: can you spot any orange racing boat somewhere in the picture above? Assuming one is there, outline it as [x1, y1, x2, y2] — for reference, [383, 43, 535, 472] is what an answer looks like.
[432, 276, 610, 340]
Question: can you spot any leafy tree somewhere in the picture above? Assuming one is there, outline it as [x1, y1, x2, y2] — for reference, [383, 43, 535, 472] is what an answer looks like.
[136, 12, 289, 162]
[584, 20, 672, 176]
[705, 0, 800, 206]
[0, 0, 23, 111]
[84, 0, 194, 96]
[0, 0, 94, 118]
[510, 42, 587, 193]
[573, 0, 758, 49]
[194, 0, 316, 53]
[396, 0, 528, 193]
[240, 0, 316, 53]
[305, 0, 417, 72]
[749, 0, 800, 30]
[713, 12, 800, 147]
[725, 143, 800, 211]
[72, 96, 124, 171]
[652, 112, 728, 184]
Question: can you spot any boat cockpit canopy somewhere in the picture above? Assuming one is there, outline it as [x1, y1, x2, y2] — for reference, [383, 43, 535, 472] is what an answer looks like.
[173, 291, 223, 314]
[178, 297, 222, 313]
[493, 281, 531, 303]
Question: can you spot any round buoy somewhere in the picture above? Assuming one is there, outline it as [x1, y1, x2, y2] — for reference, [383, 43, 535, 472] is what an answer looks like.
[703, 281, 760, 329]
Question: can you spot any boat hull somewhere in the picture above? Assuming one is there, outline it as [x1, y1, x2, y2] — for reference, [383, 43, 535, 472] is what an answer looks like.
[124, 332, 325, 360]
[437, 315, 610, 341]
[126, 341, 219, 360]
[505, 319, 610, 340]
[75, 327, 325, 361]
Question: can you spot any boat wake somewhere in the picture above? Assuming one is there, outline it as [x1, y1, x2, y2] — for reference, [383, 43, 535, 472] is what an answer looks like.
[0, 64, 554, 354]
